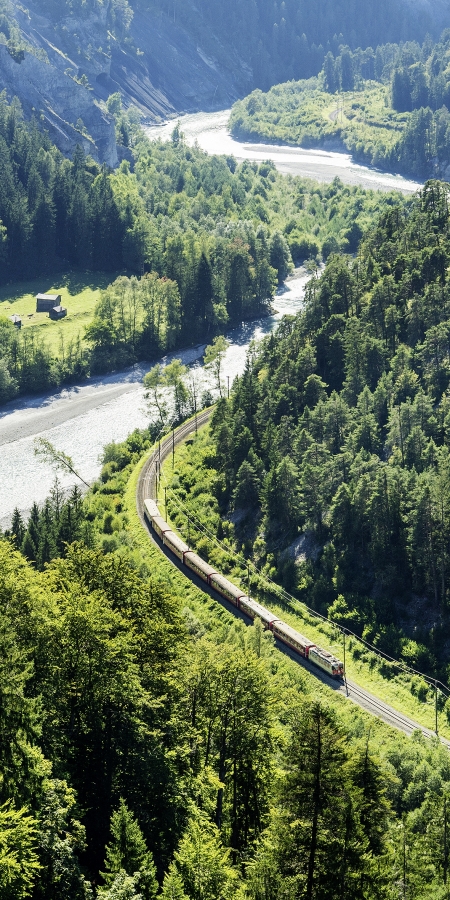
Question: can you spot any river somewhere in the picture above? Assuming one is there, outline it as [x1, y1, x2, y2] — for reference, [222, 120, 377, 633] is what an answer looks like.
[0, 110, 421, 528]
[146, 110, 420, 195]
[0, 271, 309, 529]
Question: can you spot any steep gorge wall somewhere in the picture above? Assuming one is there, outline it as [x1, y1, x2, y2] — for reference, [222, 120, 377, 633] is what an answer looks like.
[0, 0, 250, 164]
[1, 0, 450, 165]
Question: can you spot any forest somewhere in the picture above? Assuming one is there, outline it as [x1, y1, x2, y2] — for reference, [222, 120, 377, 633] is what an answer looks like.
[4, 420, 450, 899]
[15, 0, 444, 92]
[0, 93, 400, 403]
[138, 0, 443, 90]
[158, 180, 450, 686]
[229, 30, 450, 180]
[5, 2, 450, 896]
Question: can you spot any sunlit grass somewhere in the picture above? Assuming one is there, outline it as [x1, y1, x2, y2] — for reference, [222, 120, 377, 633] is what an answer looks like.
[231, 81, 409, 163]
[0, 270, 123, 351]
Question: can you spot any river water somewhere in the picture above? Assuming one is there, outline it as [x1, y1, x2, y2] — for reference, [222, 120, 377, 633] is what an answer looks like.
[0, 272, 309, 529]
[0, 110, 421, 528]
[146, 110, 420, 195]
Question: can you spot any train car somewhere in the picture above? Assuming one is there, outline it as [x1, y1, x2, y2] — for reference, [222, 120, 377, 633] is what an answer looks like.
[273, 621, 316, 658]
[163, 529, 189, 562]
[184, 551, 217, 584]
[144, 499, 160, 524]
[144, 495, 345, 680]
[309, 646, 344, 679]
[238, 596, 258, 620]
[239, 597, 279, 629]
[151, 515, 173, 541]
[209, 573, 245, 607]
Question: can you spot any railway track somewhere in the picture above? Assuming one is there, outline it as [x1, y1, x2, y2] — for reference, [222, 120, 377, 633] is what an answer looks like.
[137, 408, 213, 522]
[136, 410, 450, 748]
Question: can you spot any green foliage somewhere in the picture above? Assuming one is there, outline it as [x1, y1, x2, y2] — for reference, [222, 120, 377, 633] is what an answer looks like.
[0, 89, 400, 403]
[5, 481, 87, 570]
[0, 802, 40, 899]
[7, 409, 450, 897]
[101, 800, 157, 900]
[163, 809, 237, 900]
[143, 358, 191, 428]
[203, 337, 229, 399]
[0, 97, 125, 282]
[86, 274, 182, 373]
[33, 779, 92, 900]
[246, 701, 391, 898]
[171, 181, 450, 683]
[97, 871, 142, 900]
[229, 30, 450, 181]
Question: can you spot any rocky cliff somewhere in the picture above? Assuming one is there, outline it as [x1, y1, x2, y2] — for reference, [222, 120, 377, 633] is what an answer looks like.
[1, 1, 118, 164]
[0, 0, 250, 165]
[1, 0, 450, 166]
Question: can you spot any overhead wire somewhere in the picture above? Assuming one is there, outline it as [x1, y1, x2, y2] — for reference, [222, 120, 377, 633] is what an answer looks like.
[157, 459, 450, 699]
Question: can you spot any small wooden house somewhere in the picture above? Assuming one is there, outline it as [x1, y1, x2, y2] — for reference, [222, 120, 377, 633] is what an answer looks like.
[9, 314, 21, 329]
[49, 305, 67, 321]
[36, 293, 61, 312]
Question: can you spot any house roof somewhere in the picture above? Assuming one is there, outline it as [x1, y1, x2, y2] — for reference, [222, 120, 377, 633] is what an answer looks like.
[36, 293, 60, 301]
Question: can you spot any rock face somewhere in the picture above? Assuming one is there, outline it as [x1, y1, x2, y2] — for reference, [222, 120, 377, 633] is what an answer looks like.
[2, 2, 117, 165]
[7, 0, 447, 167]
[0, 0, 251, 165]
[107, 7, 252, 119]
[0, 42, 117, 166]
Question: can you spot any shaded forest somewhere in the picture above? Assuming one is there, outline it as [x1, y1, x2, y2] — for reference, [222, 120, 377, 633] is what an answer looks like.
[136, 0, 446, 90]
[19, 0, 446, 91]
[172, 181, 450, 681]
[3, 424, 450, 899]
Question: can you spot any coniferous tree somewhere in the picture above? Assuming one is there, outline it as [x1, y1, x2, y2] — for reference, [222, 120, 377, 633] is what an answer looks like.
[165, 808, 237, 900]
[102, 800, 158, 900]
[10, 508, 25, 548]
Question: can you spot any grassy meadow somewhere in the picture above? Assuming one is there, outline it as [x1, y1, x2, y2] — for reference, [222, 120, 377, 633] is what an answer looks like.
[0, 271, 121, 352]
[230, 81, 410, 166]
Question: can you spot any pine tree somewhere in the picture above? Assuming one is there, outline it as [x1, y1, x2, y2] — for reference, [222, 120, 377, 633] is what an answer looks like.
[10, 508, 25, 547]
[160, 869, 189, 900]
[323, 52, 338, 92]
[169, 808, 237, 900]
[233, 460, 261, 510]
[195, 252, 213, 329]
[102, 800, 158, 900]
[21, 530, 37, 564]
[36, 529, 57, 571]
[275, 701, 365, 900]
[0, 801, 40, 898]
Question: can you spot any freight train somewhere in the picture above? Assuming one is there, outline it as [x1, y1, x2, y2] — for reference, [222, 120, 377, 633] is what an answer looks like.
[144, 499, 345, 679]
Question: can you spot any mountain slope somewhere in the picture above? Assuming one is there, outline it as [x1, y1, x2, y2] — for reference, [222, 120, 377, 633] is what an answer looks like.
[0, 0, 449, 163]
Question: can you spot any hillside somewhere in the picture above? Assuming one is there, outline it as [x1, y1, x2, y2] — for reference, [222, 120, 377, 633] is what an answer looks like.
[1, 0, 450, 162]
[4, 415, 450, 898]
[159, 180, 450, 683]
[230, 32, 450, 182]
[0, 92, 401, 404]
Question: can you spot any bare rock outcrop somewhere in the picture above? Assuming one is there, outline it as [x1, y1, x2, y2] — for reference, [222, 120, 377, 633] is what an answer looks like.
[0, 0, 251, 165]
[0, 40, 117, 166]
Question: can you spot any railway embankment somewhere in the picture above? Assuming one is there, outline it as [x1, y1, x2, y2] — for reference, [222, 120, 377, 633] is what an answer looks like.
[135, 410, 450, 747]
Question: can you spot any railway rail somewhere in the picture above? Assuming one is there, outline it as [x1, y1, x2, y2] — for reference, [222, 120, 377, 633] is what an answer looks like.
[136, 410, 450, 748]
